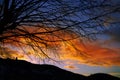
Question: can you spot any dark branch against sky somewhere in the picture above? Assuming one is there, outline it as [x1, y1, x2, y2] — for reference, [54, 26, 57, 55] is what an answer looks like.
[0, 0, 120, 60]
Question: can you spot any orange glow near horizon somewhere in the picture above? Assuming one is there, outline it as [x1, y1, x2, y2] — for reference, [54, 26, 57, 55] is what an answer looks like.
[0, 26, 120, 67]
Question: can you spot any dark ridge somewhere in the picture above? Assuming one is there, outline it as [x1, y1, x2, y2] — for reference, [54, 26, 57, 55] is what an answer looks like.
[0, 58, 87, 80]
[88, 73, 120, 80]
[0, 58, 120, 80]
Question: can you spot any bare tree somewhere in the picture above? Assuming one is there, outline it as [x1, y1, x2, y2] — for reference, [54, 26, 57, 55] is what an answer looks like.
[0, 0, 119, 60]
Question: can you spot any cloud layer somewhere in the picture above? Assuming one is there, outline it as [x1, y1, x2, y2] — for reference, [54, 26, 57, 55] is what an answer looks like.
[58, 39, 120, 66]
[0, 26, 120, 67]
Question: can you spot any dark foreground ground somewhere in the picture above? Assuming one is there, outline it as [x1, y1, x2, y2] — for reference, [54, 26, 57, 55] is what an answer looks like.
[0, 58, 120, 80]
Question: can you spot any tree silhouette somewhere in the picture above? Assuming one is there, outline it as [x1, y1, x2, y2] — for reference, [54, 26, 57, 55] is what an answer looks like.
[0, 0, 119, 60]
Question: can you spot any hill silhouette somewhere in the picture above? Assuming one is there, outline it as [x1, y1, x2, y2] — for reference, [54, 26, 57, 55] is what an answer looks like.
[0, 58, 120, 80]
[89, 73, 120, 80]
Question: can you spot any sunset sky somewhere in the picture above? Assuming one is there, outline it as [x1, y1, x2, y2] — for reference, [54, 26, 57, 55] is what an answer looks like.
[0, 25, 120, 78]
[56, 25, 120, 77]
[0, 0, 120, 78]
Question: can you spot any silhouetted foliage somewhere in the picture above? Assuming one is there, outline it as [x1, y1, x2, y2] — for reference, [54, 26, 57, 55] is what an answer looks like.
[0, 0, 119, 59]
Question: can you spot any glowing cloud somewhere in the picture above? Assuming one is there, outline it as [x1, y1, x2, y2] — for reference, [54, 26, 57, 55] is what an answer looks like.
[0, 26, 120, 67]
[64, 65, 78, 70]
[59, 40, 120, 66]
[0, 46, 27, 60]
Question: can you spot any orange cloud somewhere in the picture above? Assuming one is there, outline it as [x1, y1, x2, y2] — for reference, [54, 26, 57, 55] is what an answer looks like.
[1, 26, 120, 67]
[64, 65, 78, 70]
[0, 47, 26, 60]
[59, 40, 120, 66]
[0, 46, 42, 64]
